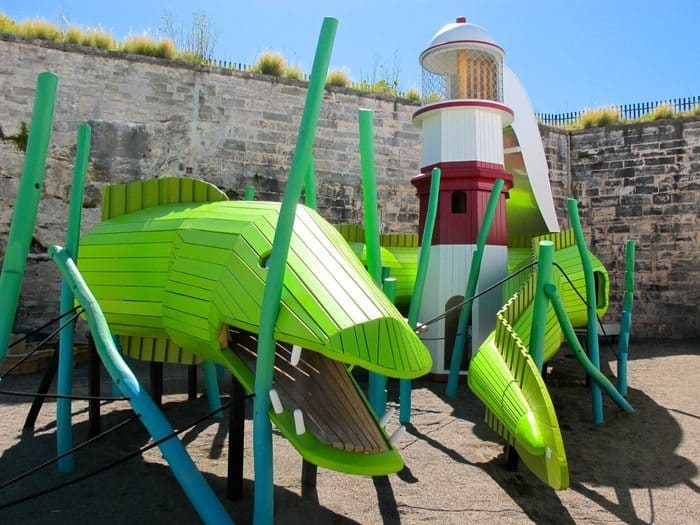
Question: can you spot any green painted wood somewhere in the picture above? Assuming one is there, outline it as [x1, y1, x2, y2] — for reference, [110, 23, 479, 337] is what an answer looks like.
[467, 227, 612, 490]
[79, 190, 431, 379]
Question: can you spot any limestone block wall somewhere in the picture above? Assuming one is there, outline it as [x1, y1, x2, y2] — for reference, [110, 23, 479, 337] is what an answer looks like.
[0, 36, 421, 337]
[0, 36, 697, 340]
[564, 119, 699, 339]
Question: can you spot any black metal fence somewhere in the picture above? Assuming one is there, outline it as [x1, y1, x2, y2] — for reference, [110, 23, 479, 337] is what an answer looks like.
[536, 96, 698, 127]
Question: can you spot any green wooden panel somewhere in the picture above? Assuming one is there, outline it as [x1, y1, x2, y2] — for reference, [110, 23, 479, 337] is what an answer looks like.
[81, 186, 432, 379]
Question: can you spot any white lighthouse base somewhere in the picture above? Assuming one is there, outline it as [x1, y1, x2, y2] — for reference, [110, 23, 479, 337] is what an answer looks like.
[417, 244, 508, 376]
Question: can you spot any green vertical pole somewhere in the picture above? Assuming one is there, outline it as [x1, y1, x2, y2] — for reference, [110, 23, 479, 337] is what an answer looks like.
[446, 178, 505, 398]
[0, 72, 58, 366]
[244, 185, 255, 201]
[56, 123, 91, 472]
[617, 240, 635, 396]
[568, 198, 604, 424]
[358, 108, 386, 416]
[305, 156, 317, 210]
[252, 18, 337, 525]
[383, 277, 397, 303]
[400, 168, 440, 423]
[530, 240, 554, 372]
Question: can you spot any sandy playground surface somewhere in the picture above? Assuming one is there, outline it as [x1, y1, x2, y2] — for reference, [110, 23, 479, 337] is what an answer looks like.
[0, 339, 698, 524]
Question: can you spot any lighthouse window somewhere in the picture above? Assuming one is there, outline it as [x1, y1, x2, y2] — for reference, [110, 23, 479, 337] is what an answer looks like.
[451, 191, 467, 214]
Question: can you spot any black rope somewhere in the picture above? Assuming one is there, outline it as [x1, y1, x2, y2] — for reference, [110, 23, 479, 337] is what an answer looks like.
[552, 262, 621, 360]
[0, 414, 140, 490]
[0, 390, 129, 402]
[1, 308, 84, 379]
[417, 261, 538, 330]
[7, 306, 81, 350]
[0, 393, 254, 510]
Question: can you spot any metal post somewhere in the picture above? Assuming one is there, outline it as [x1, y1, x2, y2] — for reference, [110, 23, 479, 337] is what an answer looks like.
[446, 178, 505, 398]
[227, 373, 246, 500]
[359, 108, 386, 416]
[57, 123, 91, 471]
[617, 240, 635, 396]
[530, 241, 554, 372]
[0, 72, 58, 365]
[400, 168, 440, 423]
[87, 333, 101, 437]
[567, 198, 604, 424]
[253, 18, 337, 525]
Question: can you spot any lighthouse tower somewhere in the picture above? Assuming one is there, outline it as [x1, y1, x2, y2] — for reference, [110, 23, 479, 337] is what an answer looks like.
[412, 17, 514, 376]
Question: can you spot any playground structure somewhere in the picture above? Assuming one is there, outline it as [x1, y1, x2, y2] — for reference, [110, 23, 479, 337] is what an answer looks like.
[0, 16, 638, 525]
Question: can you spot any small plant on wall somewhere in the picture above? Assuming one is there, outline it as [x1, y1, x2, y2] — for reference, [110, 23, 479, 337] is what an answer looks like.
[251, 52, 286, 76]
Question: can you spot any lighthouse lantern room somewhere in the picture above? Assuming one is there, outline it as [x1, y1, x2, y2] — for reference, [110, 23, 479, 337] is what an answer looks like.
[412, 17, 515, 376]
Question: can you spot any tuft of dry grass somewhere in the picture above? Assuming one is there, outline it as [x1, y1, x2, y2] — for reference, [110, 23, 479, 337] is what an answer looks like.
[579, 107, 620, 128]
[283, 64, 304, 80]
[64, 26, 86, 45]
[641, 103, 675, 121]
[88, 30, 117, 50]
[0, 12, 19, 34]
[404, 88, 421, 102]
[121, 36, 174, 59]
[19, 19, 63, 41]
[326, 69, 350, 87]
[251, 52, 286, 76]
[422, 92, 443, 104]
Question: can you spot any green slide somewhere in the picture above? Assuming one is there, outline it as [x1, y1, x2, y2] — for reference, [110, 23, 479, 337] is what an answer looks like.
[468, 230, 611, 490]
[78, 177, 432, 476]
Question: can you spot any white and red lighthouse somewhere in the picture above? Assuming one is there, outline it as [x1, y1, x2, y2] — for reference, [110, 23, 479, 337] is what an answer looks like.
[412, 17, 514, 376]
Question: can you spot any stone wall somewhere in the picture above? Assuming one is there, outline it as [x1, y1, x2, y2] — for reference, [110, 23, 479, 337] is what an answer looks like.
[0, 36, 421, 338]
[1, 37, 697, 340]
[566, 120, 699, 339]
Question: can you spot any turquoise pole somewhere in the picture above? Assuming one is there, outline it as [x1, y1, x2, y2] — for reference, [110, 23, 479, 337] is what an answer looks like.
[567, 198, 604, 424]
[252, 18, 337, 525]
[617, 240, 635, 396]
[305, 156, 317, 210]
[202, 360, 222, 419]
[49, 246, 233, 525]
[400, 168, 441, 423]
[244, 185, 255, 201]
[446, 178, 505, 398]
[359, 108, 386, 416]
[0, 72, 58, 365]
[530, 240, 554, 372]
[56, 123, 91, 473]
[545, 283, 633, 413]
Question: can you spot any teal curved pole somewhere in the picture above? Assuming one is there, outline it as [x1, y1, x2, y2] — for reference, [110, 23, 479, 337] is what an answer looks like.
[567, 198, 604, 424]
[57, 123, 91, 473]
[545, 283, 633, 413]
[359, 108, 386, 416]
[617, 240, 635, 396]
[529, 240, 554, 372]
[50, 246, 233, 525]
[446, 178, 505, 398]
[0, 72, 58, 366]
[253, 18, 337, 525]
[400, 168, 440, 423]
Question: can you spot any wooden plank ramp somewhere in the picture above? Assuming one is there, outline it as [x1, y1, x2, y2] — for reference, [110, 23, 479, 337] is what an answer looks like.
[230, 330, 388, 454]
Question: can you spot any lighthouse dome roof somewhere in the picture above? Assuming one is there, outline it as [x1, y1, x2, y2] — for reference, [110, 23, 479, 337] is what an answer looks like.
[422, 17, 504, 58]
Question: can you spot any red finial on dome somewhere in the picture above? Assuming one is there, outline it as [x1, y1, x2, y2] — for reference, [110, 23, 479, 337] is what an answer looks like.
[456, 16, 467, 23]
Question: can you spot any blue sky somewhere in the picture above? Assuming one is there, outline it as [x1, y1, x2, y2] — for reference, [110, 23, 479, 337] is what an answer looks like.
[2, 0, 698, 113]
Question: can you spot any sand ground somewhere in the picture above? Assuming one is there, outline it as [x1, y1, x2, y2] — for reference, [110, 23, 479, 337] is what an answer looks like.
[0, 339, 698, 524]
